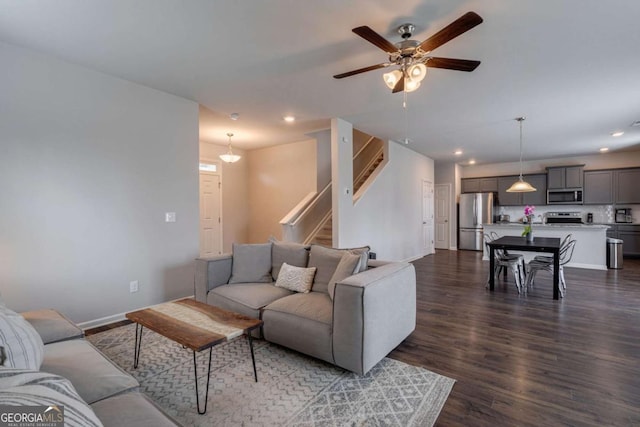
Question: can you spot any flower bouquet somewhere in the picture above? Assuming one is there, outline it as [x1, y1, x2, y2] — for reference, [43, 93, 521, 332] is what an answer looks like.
[522, 205, 535, 241]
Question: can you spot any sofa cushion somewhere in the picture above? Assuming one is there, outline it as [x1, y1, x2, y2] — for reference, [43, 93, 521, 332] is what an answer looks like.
[229, 243, 273, 284]
[0, 368, 103, 427]
[270, 239, 310, 280]
[275, 263, 316, 293]
[327, 252, 362, 300]
[91, 392, 180, 427]
[262, 292, 334, 363]
[40, 339, 138, 404]
[207, 283, 293, 319]
[21, 309, 84, 344]
[0, 305, 44, 370]
[307, 245, 346, 294]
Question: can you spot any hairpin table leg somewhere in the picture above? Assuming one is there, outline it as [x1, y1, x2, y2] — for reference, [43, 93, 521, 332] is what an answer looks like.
[247, 332, 258, 382]
[133, 324, 143, 369]
[193, 347, 213, 415]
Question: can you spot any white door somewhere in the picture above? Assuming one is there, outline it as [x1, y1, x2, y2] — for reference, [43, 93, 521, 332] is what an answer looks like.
[199, 170, 222, 257]
[434, 184, 451, 249]
[422, 180, 434, 255]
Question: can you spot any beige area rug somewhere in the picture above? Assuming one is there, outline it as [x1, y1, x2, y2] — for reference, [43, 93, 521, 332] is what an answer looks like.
[88, 324, 454, 426]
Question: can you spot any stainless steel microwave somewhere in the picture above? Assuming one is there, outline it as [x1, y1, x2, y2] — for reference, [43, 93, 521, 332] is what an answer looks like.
[547, 189, 583, 204]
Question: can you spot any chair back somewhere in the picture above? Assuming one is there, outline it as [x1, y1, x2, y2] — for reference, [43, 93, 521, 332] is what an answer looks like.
[559, 240, 576, 265]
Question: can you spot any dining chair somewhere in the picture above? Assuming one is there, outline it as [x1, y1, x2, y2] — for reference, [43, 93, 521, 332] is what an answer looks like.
[484, 233, 526, 294]
[524, 239, 576, 297]
[532, 234, 573, 263]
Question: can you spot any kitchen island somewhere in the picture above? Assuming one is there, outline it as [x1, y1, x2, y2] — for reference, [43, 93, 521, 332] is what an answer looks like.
[483, 223, 610, 270]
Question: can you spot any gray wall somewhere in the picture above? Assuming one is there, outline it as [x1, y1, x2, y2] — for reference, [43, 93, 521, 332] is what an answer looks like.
[0, 41, 199, 324]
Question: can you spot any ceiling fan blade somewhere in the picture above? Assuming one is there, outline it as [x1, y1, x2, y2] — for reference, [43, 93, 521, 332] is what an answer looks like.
[392, 71, 405, 93]
[352, 26, 399, 54]
[333, 62, 390, 79]
[418, 11, 483, 53]
[426, 57, 481, 72]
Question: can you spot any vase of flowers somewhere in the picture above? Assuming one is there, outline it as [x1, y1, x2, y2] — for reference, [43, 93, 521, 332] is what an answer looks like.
[522, 205, 535, 242]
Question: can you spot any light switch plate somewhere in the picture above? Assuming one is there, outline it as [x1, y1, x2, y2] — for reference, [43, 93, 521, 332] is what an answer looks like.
[129, 280, 139, 293]
[165, 212, 176, 222]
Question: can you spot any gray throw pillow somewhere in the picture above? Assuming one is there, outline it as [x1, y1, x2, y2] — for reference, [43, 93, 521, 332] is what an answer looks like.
[228, 243, 273, 284]
[327, 252, 362, 300]
[269, 238, 310, 281]
[307, 245, 347, 294]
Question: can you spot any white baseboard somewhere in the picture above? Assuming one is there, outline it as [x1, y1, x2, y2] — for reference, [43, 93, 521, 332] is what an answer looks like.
[449, 246, 458, 251]
[77, 295, 195, 331]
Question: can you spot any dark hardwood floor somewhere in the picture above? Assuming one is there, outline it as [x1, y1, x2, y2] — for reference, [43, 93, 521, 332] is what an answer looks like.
[389, 250, 640, 427]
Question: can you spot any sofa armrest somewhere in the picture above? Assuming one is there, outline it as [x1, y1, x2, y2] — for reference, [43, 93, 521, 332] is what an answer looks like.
[332, 262, 416, 375]
[195, 255, 232, 303]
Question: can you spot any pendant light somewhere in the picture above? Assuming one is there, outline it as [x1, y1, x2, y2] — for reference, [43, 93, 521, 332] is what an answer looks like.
[219, 132, 241, 163]
[506, 117, 536, 192]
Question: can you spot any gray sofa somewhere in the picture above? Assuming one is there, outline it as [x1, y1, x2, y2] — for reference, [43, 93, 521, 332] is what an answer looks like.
[195, 242, 416, 375]
[15, 309, 178, 427]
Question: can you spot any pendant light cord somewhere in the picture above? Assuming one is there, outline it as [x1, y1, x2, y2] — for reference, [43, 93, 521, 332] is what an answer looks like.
[517, 117, 525, 179]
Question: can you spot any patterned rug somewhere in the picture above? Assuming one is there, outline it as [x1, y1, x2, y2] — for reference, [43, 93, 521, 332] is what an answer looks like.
[87, 324, 454, 426]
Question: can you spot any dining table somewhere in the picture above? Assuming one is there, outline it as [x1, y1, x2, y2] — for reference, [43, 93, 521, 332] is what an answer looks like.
[487, 236, 562, 299]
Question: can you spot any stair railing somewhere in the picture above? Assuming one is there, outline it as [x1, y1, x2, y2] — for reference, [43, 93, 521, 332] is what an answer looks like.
[280, 183, 332, 243]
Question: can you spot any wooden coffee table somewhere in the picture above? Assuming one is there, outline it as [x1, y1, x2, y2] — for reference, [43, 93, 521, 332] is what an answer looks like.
[125, 298, 263, 414]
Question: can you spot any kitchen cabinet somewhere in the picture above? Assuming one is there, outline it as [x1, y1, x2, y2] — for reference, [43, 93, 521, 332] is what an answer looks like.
[617, 225, 640, 256]
[584, 170, 614, 204]
[615, 168, 640, 204]
[497, 174, 546, 206]
[547, 165, 584, 189]
[521, 174, 547, 206]
[461, 177, 498, 193]
[497, 176, 521, 205]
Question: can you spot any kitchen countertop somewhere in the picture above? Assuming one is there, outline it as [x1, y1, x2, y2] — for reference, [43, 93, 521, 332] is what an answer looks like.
[485, 222, 610, 229]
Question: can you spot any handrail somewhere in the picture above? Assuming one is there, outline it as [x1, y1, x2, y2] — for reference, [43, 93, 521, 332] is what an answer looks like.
[292, 182, 331, 227]
[280, 191, 317, 225]
[353, 135, 375, 159]
[354, 147, 383, 190]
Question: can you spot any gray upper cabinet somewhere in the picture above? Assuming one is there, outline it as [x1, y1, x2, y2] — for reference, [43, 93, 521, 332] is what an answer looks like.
[547, 165, 584, 189]
[521, 174, 547, 205]
[584, 170, 613, 204]
[461, 178, 481, 193]
[461, 177, 498, 193]
[480, 177, 498, 192]
[497, 174, 546, 206]
[497, 176, 522, 205]
[615, 168, 640, 204]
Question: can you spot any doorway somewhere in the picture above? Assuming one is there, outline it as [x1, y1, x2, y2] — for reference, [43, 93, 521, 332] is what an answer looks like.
[199, 160, 222, 257]
[422, 180, 434, 255]
[434, 184, 451, 249]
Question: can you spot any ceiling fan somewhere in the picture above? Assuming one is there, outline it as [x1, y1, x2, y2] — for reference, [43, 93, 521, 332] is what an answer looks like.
[333, 11, 483, 93]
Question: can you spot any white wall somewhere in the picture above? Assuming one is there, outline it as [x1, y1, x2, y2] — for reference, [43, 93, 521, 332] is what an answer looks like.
[462, 151, 640, 178]
[308, 129, 332, 191]
[0, 42, 199, 324]
[247, 139, 317, 242]
[199, 142, 249, 251]
[332, 119, 435, 261]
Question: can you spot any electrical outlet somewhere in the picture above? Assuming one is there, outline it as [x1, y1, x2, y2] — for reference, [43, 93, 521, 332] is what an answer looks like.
[129, 280, 139, 293]
[165, 212, 176, 223]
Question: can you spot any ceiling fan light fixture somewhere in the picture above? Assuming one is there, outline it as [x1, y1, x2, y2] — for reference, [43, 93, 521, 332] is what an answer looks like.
[383, 70, 403, 89]
[404, 77, 421, 93]
[219, 132, 242, 163]
[407, 63, 427, 82]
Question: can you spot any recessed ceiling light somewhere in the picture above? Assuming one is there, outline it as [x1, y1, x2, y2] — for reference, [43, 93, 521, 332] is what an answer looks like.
[611, 131, 624, 137]
[283, 115, 296, 123]
[469, 159, 476, 165]
[454, 150, 463, 155]
[599, 147, 609, 152]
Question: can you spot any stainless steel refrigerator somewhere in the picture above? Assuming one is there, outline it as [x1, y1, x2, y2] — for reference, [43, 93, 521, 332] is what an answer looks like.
[459, 192, 495, 251]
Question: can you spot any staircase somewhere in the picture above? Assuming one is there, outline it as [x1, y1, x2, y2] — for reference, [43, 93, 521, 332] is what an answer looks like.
[312, 217, 332, 246]
[281, 129, 387, 246]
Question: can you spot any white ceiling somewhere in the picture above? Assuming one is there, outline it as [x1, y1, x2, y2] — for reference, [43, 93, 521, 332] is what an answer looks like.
[2, 0, 640, 164]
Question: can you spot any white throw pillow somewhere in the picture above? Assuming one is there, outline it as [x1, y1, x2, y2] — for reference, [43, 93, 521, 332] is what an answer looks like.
[0, 305, 45, 370]
[275, 263, 317, 293]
